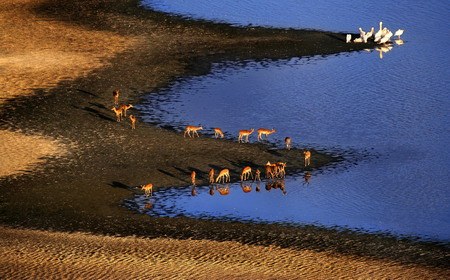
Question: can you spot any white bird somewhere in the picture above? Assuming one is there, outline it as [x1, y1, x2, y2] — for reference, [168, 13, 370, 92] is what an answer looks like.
[358, 27, 366, 39]
[353, 37, 363, 43]
[346, 34, 352, 43]
[366, 27, 375, 39]
[374, 21, 383, 42]
[394, 29, 404, 39]
[379, 31, 393, 44]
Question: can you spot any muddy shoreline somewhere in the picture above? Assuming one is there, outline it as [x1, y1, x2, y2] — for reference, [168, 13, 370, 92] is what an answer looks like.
[0, 0, 448, 271]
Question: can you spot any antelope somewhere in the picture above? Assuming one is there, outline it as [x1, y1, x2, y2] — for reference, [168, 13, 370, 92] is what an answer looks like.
[141, 183, 153, 197]
[254, 169, 261, 182]
[275, 162, 286, 178]
[238, 128, 254, 143]
[304, 150, 311, 166]
[111, 106, 123, 122]
[119, 104, 133, 117]
[285, 137, 292, 150]
[217, 184, 230, 195]
[113, 89, 120, 105]
[265, 161, 277, 179]
[241, 182, 252, 193]
[214, 127, 224, 138]
[216, 168, 230, 184]
[191, 171, 196, 186]
[240, 166, 253, 181]
[257, 128, 276, 141]
[129, 115, 136, 129]
[208, 168, 215, 184]
[184, 125, 203, 138]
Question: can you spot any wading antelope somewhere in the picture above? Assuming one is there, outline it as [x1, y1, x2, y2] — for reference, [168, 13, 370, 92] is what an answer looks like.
[208, 168, 215, 184]
[184, 125, 203, 138]
[141, 183, 153, 197]
[240, 166, 253, 181]
[119, 104, 133, 117]
[257, 128, 276, 141]
[254, 169, 261, 182]
[129, 115, 136, 129]
[285, 137, 292, 150]
[111, 106, 123, 122]
[191, 171, 196, 186]
[304, 150, 311, 166]
[113, 89, 120, 105]
[217, 184, 230, 195]
[238, 128, 254, 143]
[214, 127, 224, 138]
[216, 169, 230, 184]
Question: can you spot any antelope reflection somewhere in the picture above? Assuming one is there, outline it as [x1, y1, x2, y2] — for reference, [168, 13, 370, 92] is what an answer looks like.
[265, 179, 287, 195]
[303, 171, 312, 185]
[217, 184, 230, 195]
[240, 182, 252, 193]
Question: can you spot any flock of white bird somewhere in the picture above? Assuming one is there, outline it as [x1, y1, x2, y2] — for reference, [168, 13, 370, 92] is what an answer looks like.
[346, 21, 404, 45]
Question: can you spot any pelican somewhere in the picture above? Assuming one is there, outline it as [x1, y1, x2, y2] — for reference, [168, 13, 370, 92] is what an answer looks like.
[353, 37, 363, 43]
[366, 27, 375, 39]
[374, 21, 383, 42]
[346, 34, 352, 43]
[394, 29, 404, 39]
[358, 27, 366, 39]
[379, 31, 393, 44]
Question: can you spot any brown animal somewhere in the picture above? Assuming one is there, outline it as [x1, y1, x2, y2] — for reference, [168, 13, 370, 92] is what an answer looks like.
[257, 128, 276, 141]
[214, 127, 224, 138]
[240, 166, 253, 181]
[208, 168, 215, 184]
[141, 183, 153, 197]
[254, 169, 261, 182]
[111, 106, 123, 122]
[275, 162, 287, 178]
[113, 89, 120, 105]
[191, 171, 196, 186]
[119, 104, 133, 117]
[265, 161, 277, 179]
[129, 115, 137, 129]
[304, 150, 311, 166]
[184, 125, 203, 138]
[216, 169, 230, 184]
[238, 128, 254, 143]
[285, 137, 292, 150]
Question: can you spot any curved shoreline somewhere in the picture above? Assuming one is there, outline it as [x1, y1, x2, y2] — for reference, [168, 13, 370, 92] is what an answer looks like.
[0, 0, 448, 276]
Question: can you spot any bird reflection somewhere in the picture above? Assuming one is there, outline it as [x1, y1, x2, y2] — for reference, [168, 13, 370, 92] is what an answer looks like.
[375, 44, 393, 59]
[395, 39, 404, 46]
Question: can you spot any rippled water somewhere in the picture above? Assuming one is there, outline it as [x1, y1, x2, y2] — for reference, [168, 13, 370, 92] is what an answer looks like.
[135, 0, 450, 242]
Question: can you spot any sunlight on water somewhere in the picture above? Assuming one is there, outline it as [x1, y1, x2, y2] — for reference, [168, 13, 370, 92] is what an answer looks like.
[135, 0, 450, 242]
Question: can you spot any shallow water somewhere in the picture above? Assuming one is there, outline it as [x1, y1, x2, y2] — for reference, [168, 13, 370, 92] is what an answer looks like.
[135, 0, 450, 242]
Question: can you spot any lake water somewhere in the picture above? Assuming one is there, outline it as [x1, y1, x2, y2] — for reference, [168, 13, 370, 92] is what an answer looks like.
[133, 0, 450, 242]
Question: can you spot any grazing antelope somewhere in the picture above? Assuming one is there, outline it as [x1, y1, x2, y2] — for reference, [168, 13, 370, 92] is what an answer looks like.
[257, 128, 276, 141]
[214, 127, 224, 138]
[191, 171, 196, 186]
[141, 183, 153, 197]
[111, 106, 123, 122]
[129, 115, 136, 129]
[208, 168, 215, 184]
[217, 184, 230, 195]
[304, 150, 311, 166]
[113, 89, 120, 105]
[238, 128, 254, 143]
[241, 182, 252, 193]
[285, 137, 292, 150]
[240, 166, 253, 181]
[119, 104, 133, 117]
[254, 169, 261, 182]
[216, 168, 230, 184]
[184, 125, 203, 138]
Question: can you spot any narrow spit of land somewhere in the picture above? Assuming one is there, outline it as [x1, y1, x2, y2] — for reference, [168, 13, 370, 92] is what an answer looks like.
[0, 0, 448, 278]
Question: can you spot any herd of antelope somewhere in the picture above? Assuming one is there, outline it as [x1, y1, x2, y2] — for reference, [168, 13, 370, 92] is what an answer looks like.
[110, 89, 313, 198]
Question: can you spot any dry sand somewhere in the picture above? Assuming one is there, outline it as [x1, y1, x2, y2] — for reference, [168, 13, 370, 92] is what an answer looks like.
[1, 226, 448, 280]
